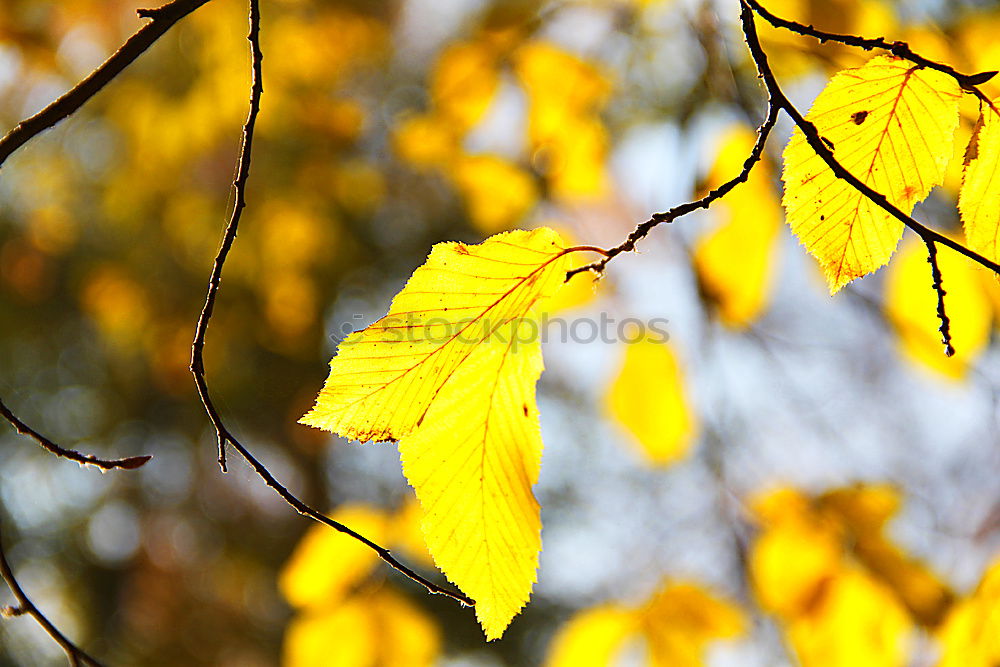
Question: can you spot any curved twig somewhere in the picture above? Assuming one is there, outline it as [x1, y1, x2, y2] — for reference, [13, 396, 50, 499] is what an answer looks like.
[187, 0, 473, 608]
[0, 525, 103, 667]
[0, 0, 212, 169]
[0, 398, 150, 470]
[566, 101, 780, 279]
[744, 0, 997, 108]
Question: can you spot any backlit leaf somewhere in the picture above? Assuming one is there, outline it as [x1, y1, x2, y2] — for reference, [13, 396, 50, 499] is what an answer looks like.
[605, 338, 698, 465]
[301, 228, 578, 639]
[782, 55, 961, 293]
[959, 105, 1000, 265]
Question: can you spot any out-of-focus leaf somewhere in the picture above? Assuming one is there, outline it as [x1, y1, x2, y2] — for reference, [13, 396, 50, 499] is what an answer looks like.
[937, 559, 1000, 667]
[605, 338, 698, 465]
[694, 125, 782, 326]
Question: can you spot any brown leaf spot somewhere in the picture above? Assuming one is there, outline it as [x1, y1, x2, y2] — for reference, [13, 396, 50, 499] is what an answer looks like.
[455, 245, 470, 255]
[522, 404, 529, 417]
[851, 110, 869, 125]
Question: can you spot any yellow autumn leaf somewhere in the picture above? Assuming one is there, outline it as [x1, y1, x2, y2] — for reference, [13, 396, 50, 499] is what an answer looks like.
[279, 504, 390, 610]
[282, 588, 440, 667]
[694, 125, 783, 326]
[545, 605, 637, 667]
[885, 238, 992, 379]
[938, 558, 1000, 667]
[605, 338, 698, 466]
[782, 55, 962, 293]
[959, 105, 1000, 265]
[301, 228, 582, 639]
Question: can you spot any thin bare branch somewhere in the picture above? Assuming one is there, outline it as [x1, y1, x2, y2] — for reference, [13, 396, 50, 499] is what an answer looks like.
[923, 239, 955, 357]
[0, 398, 150, 470]
[187, 0, 473, 608]
[0, 0, 212, 169]
[0, 525, 103, 667]
[566, 102, 780, 279]
[744, 0, 997, 107]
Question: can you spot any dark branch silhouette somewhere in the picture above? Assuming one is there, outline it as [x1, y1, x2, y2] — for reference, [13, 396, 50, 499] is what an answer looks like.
[744, 0, 998, 107]
[186, 0, 474, 608]
[0, 0, 212, 169]
[0, 398, 150, 470]
[0, 525, 103, 667]
[923, 238, 955, 357]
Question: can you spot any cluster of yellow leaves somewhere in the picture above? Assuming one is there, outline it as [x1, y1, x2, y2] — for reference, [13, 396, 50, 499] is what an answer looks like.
[605, 338, 698, 465]
[279, 501, 440, 667]
[301, 228, 586, 639]
[515, 42, 612, 200]
[694, 125, 783, 326]
[545, 582, 744, 667]
[393, 38, 612, 234]
[749, 485, 953, 667]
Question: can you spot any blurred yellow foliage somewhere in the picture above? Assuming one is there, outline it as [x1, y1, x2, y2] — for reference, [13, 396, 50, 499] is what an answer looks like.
[515, 41, 611, 199]
[605, 338, 698, 465]
[448, 154, 539, 234]
[750, 485, 955, 667]
[938, 558, 1000, 667]
[280, 501, 439, 667]
[282, 589, 439, 667]
[694, 125, 782, 327]
[546, 581, 744, 667]
[431, 41, 500, 131]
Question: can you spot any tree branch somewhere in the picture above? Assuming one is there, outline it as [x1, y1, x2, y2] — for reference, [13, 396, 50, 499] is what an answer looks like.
[187, 0, 473, 608]
[923, 238, 955, 357]
[0, 0, 212, 169]
[0, 525, 103, 667]
[566, 102, 780, 279]
[744, 0, 997, 107]
[0, 398, 150, 471]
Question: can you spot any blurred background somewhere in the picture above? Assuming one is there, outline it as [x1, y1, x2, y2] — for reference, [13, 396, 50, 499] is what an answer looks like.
[1, 0, 1000, 664]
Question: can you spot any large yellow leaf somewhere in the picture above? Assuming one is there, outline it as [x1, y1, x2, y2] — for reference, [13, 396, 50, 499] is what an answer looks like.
[959, 105, 1000, 265]
[782, 55, 961, 293]
[605, 338, 698, 465]
[301, 228, 576, 639]
[544, 583, 745, 667]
